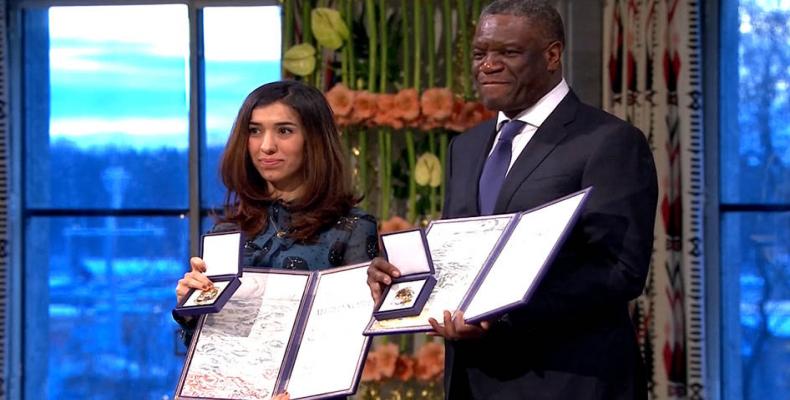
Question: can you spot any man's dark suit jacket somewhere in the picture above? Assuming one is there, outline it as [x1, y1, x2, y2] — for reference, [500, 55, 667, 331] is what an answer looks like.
[442, 91, 658, 400]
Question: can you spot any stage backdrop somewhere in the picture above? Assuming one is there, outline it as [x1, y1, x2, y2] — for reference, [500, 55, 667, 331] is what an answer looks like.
[603, 1, 705, 399]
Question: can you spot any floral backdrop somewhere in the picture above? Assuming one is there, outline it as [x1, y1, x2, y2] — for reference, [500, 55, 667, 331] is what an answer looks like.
[279, 1, 494, 398]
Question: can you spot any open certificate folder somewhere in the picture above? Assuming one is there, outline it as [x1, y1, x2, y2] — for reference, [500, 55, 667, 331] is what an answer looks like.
[175, 264, 373, 400]
[364, 187, 592, 335]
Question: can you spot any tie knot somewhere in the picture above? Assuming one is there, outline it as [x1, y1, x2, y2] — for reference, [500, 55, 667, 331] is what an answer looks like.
[498, 119, 526, 142]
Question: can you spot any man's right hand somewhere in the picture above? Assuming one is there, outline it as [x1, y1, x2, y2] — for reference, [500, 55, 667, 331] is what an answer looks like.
[366, 257, 401, 304]
[175, 257, 214, 304]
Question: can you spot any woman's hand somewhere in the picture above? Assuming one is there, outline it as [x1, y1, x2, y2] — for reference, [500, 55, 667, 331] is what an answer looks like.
[175, 257, 214, 304]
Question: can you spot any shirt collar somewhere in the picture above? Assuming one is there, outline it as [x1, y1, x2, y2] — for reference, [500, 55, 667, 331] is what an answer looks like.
[496, 78, 570, 130]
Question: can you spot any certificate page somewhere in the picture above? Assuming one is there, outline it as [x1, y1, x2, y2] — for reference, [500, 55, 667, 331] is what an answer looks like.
[464, 191, 587, 320]
[367, 215, 513, 333]
[180, 272, 308, 400]
[286, 264, 373, 399]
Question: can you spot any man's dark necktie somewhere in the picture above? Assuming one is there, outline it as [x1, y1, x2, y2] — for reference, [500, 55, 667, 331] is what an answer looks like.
[478, 119, 527, 215]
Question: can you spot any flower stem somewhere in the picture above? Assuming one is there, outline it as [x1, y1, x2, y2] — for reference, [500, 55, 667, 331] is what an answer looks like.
[358, 129, 368, 210]
[405, 129, 417, 223]
[457, 0, 472, 98]
[413, 0, 421, 92]
[385, 128, 392, 215]
[426, 2, 436, 88]
[379, 0, 388, 92]
[429, 131, 437, 218]
[378, 129, 386, 221]
[379, 0, 391, 221]
[345, 0, 357, 88]
[380, 128, 392, 221]
[365, 0, 377, 92]
[442, 0, 453, 91]
[300, 0, 316, 86]
[440, 132, 448, 215]
[282, 0, 294, 78]
[400, 0, 410, 87]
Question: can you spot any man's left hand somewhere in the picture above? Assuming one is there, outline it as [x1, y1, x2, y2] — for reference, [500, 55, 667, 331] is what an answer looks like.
[428, 310, 490, 340]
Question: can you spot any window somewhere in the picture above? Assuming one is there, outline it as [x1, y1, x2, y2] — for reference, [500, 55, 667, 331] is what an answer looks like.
[15, 2, 281, 399]
[720, 1, 790, 399]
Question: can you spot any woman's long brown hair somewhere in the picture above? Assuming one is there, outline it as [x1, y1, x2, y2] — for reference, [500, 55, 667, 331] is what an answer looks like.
[218, 80, 356, 242]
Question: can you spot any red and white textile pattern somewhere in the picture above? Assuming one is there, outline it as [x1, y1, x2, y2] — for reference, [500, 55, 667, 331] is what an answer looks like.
[603, 1, 705, 399]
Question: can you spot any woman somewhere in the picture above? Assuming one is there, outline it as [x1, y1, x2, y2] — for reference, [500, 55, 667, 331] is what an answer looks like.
[174, 82, 379, 400]
[177, 80, 378, 302]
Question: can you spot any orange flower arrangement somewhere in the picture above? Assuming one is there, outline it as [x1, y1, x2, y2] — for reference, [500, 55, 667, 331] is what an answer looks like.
[360, 340, 444, 384]
[378, 215, 415, 234]
[413, 342, 445, 381]
[351, 90, 378, 124]
[324, 85, 494, 132]
[420, 88, 454, 122]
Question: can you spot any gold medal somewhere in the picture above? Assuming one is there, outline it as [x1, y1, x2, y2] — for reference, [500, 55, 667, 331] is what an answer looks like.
[195, 286, 219, 304]
[394, 287, 414, 305]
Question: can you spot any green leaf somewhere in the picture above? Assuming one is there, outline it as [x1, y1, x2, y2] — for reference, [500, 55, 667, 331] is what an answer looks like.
[283, 43, 316, 76]
[312, 8, 349, 50]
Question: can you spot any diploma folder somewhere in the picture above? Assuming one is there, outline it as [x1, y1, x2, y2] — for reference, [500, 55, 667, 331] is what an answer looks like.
[175, 264, 373, 400]
[364, 187, 592, 336]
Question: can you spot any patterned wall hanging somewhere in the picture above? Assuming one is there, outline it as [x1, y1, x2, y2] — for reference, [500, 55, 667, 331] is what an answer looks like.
[603, 1, 705, 399]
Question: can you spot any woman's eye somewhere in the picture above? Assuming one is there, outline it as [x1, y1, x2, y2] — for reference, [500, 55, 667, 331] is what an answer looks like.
[248, 126, 261, 135]
[278, 127, 293, 135]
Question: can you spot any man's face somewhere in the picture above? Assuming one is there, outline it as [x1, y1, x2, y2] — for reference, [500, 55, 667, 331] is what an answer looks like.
[472, 14, 561, 117]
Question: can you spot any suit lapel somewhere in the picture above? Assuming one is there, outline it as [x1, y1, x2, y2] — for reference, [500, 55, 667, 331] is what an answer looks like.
[494, 93, 580, 213]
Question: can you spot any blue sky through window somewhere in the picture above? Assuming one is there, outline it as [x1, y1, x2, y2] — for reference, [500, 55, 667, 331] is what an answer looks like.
[49, 5, 190, 150]
[48, 5, 281, 151]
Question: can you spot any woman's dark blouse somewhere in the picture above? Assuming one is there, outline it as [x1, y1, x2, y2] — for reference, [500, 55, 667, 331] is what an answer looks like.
[175, 202, 379, 344]
[232, 202, 379, 270]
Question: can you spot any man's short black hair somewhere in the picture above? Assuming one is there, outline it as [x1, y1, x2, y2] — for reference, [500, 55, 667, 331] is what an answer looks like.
[480, 0, 565, 46]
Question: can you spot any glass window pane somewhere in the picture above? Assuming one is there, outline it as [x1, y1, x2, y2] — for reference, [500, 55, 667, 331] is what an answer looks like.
[25, 5, 189, 209]
[201, 6, 282, 209]
[722, 212, 790, 400]
[25, 216, 189, 400]
[720, 0, 790, 204]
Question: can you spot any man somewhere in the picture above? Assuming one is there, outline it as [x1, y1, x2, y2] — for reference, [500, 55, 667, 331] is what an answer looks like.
[367, 0, 657, 399]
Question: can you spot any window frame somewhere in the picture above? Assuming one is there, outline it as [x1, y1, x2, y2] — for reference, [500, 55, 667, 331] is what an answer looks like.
[5, 1, 280, 398]
[711, 1, 790, 399]
[703, 0, 724, 399]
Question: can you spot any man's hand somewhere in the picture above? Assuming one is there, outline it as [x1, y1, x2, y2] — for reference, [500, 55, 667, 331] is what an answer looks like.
[366, 257, 401, 304]
[428, 310, 490, 340]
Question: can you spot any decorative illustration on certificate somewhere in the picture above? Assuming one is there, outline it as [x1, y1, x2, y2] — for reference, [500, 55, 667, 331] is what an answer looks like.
[178, 272, 308, 400]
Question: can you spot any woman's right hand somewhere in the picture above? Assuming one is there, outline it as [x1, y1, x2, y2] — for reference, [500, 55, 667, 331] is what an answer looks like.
[175, 257, 214, 304]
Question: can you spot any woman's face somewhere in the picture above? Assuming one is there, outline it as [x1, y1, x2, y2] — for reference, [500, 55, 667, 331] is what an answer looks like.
[246, 102, 307, 199]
